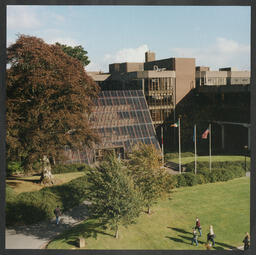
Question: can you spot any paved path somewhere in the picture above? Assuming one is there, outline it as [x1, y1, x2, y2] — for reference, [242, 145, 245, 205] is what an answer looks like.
[6, 201, 89, 249]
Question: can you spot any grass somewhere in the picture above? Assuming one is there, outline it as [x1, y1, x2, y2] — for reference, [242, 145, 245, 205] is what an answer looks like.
[47, 176, 249, 250]
[6, 172, 85, 194]
[167, 155, 250, 165]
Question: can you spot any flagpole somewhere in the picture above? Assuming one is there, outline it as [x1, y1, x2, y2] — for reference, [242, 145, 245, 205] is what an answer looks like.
[161, 125, 164, 165]
[194, 124, 197, 175]
[209, 123, 212, 172]
[179, 118, 181, 174]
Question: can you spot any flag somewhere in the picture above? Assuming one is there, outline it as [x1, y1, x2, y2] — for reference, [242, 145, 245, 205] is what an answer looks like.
[171, 122, 179, 128]
[202, 128, 210, 139]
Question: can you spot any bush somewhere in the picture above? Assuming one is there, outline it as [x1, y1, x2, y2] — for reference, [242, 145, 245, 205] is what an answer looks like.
[6, 189, 60, 226]
[6, 184, 17, 201]
[6, 174, 89, 226]
[51, 163, 92, 174]
[7, 161, 24, 176]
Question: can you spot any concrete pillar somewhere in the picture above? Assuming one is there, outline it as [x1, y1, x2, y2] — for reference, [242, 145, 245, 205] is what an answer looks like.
[221, 125, 225, 150]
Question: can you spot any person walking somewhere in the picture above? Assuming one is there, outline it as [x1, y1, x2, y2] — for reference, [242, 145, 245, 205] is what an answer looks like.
[243, 232, 250, 250]
[207, 225, 215, 246]
[195, 217, 202, 236]
[54, 205, 61, 225]
[191, 228, 198, 246]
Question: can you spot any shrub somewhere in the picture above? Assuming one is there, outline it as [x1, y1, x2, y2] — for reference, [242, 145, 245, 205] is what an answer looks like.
[7, 161, 24, 176]
[175, 174, 187, 187]
[6, 174, 89, 226]
[183, 172, 199, 186]
[51, 163, 92, 174]
[6, 184, 17, 201]
[6, 190, 60, 226]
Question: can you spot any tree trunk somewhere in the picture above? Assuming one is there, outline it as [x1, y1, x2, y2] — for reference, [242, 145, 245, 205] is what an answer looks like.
[40, 155, 55, 185]
[147, 206, 151, 214]
[115, 225, 119, 239]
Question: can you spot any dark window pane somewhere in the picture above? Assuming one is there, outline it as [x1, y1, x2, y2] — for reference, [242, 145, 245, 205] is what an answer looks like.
[143, 111, 151, 123]
[136, 111, 144, 122]
[120, 97, 125, 105]
[117, 90, 124, 97]
[147, 124, 155, 136]
[137, 90, 143, 96]
[130, 90, 137, 97]
[111, 91, 117, 97]
[113, 98, 119, 105]
[139, 98, 148, 109]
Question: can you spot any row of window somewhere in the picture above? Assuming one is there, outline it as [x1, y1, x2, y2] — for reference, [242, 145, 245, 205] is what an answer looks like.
[95, 96, 148, 110]
[96, 123, 156, 141]
[144, 78, 175, 92]
[90, 110, 152, 127]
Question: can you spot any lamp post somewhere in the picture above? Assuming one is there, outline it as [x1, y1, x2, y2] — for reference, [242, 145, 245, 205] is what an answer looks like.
[244, 145, 248, 172]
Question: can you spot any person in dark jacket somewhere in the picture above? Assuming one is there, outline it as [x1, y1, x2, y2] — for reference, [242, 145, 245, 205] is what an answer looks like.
[243, 232, 250, 250]
[195, 216, 202, 236]
[54, 205, 61, 225]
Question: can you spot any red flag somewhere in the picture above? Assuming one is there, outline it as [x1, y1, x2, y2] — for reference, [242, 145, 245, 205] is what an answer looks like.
[202, 128, 210, 139]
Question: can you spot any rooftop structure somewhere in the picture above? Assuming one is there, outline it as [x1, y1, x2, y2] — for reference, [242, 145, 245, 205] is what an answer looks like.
[196, 66, 250, 87]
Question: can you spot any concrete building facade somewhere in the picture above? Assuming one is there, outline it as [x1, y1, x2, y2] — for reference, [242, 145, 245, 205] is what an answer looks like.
[196, 66, 250, 87]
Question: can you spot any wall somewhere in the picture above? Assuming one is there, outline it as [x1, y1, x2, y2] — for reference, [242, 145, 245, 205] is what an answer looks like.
[175, 58, 196, 104]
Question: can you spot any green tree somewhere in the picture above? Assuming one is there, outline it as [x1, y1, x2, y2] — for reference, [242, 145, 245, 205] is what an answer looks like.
[6, 35, 99, 181]
[127, 143, 170, 214]
[55, 43, 90, 67]
[87, 155, 142, 238]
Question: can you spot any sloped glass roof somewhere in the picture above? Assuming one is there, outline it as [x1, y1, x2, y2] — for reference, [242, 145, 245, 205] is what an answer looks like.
[90, 90, 160, 152]
[63, 90, 160, 164]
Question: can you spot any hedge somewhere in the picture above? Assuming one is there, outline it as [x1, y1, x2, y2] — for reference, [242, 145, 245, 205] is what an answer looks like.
[169, 161, 246, 188]
[185, 161, 249, 172]
[51, 163, 92, 174]
[6, 175, 89, 226]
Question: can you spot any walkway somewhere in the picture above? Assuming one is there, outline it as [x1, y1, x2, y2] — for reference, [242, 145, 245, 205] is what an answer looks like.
[6, 201, 89, 249]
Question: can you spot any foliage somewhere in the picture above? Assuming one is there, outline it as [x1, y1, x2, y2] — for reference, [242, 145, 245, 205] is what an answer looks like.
[56, 43, 90, 67]
[6, 184, 17, 201]
[170, 161, 246, 188]
[127, 143, 170, 213]
[86, 155, 142, 238]
[6, 35, 100, 172]
[7, 161, 24, 176]
[51, 163, 93, 174]
[6, 174, 89, 226]
[185, 160, 249, 172]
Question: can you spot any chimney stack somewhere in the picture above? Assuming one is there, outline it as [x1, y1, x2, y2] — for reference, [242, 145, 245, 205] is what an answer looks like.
[145, 51, 156, 62]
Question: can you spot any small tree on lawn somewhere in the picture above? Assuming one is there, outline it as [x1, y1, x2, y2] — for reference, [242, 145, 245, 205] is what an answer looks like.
[87, 154, 142, 238]
[127, 143, 170, 214]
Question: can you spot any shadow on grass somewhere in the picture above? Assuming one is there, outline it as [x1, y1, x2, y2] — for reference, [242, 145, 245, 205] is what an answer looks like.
[167, 227, 191, 235]
[165, 236, 188, 244]
[7, 177, 40, 184]
[51, 218, 114, 247]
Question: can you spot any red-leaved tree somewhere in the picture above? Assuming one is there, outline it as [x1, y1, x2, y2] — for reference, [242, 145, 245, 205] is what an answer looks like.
[6, 35, 100, 183]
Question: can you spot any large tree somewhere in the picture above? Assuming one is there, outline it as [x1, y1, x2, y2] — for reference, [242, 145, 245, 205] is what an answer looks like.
[55, 43, 90, 67]
[127, 143, 170, 214]
[6, 35, 99, 182]
[87, 155, 142, 238]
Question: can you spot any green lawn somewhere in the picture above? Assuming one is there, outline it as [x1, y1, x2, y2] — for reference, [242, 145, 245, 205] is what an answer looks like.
[6, 172, 85, 194]
[47, 176, 250, 250]
[168, 155, 250, 165]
